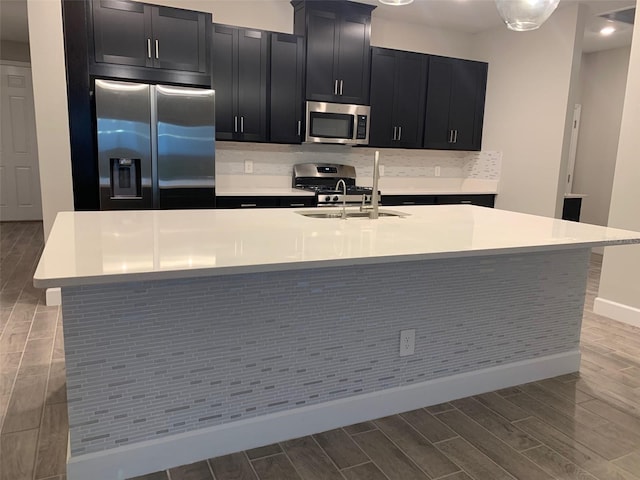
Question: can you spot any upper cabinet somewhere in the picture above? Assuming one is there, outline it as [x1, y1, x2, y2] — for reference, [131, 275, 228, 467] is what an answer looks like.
[292, 0, 375, 105]
[270, 33, 304, 144]
[423, 56, 488, 151]
[369, 48, 428, 149]
[212, 25, 269, 142]
[92, 0, 208, 73]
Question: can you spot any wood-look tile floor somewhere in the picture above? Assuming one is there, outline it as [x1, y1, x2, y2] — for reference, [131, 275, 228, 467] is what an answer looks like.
[1, 221, 639, 480]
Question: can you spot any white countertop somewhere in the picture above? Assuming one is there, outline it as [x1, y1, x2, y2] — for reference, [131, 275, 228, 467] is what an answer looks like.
[34, 206, 640, 288]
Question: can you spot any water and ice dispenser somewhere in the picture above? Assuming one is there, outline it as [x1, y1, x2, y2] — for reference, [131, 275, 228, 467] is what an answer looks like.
[110, 158, 141, 198]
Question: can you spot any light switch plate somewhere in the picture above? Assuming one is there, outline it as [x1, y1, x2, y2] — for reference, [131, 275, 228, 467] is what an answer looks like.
[244, 160, 253, 174]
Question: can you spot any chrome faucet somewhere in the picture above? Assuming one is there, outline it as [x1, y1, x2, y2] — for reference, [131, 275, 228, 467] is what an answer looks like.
[335, 179, 347, 220]
[370, 151, 380, 219]
[360, 151, 380, 219]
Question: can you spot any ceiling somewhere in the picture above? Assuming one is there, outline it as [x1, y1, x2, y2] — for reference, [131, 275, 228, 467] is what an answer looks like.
[0, 0, 635, 53]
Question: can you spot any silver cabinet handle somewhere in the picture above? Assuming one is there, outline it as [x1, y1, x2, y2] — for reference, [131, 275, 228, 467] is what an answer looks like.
[454, 130, 458, 143]
[398, 126, 402, 141]
[240, 203, 257, 208]
[147, 39, 152, 58]
[448, 130, 454, 143]
[402, 201, 416, 205]
[234, 116, 238, 133]
[155, 39, 159, 59]
[241, 116, 244, 133]
[393, 126, 397, 141]
[460, 200, 472, 204]
[297, 120, 301, 136]
[290, 203, 305, 207]
[334, 80, 338, 95]
[339, 80, 343, 96]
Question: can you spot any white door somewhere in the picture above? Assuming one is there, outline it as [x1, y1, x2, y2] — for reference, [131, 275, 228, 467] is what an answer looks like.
[0, 62, 42, 221]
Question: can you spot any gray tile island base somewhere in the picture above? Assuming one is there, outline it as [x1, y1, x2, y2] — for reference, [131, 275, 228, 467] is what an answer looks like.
[32, 206, 640, 479]
[62, 250, 588, 480]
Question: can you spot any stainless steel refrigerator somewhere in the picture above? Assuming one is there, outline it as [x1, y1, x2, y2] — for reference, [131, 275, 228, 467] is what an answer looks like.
[95, 79, 215, 210]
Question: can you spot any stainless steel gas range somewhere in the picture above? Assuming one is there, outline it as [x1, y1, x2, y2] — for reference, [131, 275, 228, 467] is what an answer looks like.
[293, 163, 376, 207]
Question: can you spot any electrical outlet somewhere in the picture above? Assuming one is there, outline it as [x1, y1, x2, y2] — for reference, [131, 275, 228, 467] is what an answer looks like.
[399, 329, 415, 357]
[244, 160, 253, 174]
[379, 165, 385, 177]
[435, 166, 441, 177]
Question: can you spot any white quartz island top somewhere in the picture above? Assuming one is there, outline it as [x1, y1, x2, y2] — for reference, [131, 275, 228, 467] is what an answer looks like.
[34, 206, 640, 288]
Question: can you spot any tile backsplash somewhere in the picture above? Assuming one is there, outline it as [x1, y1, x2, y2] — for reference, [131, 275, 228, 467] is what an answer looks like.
[215, 142, 501, 181]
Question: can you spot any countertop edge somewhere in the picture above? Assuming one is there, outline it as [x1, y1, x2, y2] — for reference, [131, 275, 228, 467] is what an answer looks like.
[33, 239, 637, 289]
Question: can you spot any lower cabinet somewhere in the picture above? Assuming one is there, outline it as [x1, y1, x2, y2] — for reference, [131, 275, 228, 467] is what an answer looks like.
[562, 197, 582, 222]
[382, 195, 436, 206]
[216, 196, 316, 209]
[382, 194, 495, 208]
[436, 194, 495, 208]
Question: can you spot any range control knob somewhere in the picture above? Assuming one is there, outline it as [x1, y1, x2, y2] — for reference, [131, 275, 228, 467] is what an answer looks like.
[325, 196, 331, 202]
[333, 196, 339, 202]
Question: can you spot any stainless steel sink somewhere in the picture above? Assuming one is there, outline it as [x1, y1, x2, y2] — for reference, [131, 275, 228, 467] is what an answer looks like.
[296, 209, 408, 219]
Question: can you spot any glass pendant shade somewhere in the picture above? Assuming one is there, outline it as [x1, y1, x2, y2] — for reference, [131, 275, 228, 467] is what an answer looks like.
[379, 0, 414, 6]
[495, 0, 560, 31]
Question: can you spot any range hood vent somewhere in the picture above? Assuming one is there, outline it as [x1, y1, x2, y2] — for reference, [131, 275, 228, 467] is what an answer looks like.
[599, 7, 635, 25]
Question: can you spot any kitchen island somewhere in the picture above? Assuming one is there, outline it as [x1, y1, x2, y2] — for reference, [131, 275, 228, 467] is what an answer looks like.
[34, 206, 640, 480]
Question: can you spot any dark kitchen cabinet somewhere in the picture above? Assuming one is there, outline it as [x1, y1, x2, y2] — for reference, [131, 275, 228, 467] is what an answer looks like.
[436, 194, 495, 207]
[215, 196, 315, 208]
[92, 0, 208, 73]
[293, 1, 375, 105]
[212, 24, 269, 142]
[215, 196, 278, 209]
[382, 194, 495, 208]
[381, 195, 436, 206]
[270, 33, 304, 144]
[562, 197, 582, 222]
[424, 56, 488, 151]
[369, 48, 428, 148]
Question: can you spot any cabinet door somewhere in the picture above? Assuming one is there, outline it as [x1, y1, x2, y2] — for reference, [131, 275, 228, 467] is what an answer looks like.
[369, 48, 396, 147]
[92, 0, 152, 67]
[237, 29, 269, 142]
[335, 13, 370, 104]
[306, 9, 339, 102]
[436, 194, 495, 207]
[271, 33, 304, 144]
[448, 59, 487, 151]
[212, 25, 236, 140]
[150, 6, 206, 72]
[424, 56, 454, 150]
[393, 51, 427, 148]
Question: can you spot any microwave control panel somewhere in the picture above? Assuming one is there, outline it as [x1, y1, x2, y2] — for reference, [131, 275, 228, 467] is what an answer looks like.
[356, 115, 368, 140]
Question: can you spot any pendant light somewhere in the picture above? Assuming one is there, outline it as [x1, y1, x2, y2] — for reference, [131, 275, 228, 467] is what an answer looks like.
[495, 0, 560, 31]
[379, 0, 414, 6]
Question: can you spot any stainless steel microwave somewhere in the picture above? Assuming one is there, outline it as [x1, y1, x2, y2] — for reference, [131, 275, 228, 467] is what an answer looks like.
[305, 101, 370, 145]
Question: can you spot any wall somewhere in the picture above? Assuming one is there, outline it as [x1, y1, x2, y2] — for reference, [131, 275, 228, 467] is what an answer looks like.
[573, 47, 630, 227]
[595, 7, 640, 327]
[471, 4, 585, 217]
[0, 40, 31, 62]
[26, 0, 74, 239]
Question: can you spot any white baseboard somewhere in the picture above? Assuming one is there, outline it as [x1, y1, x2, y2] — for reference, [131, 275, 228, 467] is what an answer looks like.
[46, 288, 61, 306]
[594, 297, 640, 329]
[66, 350, 580, 480]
